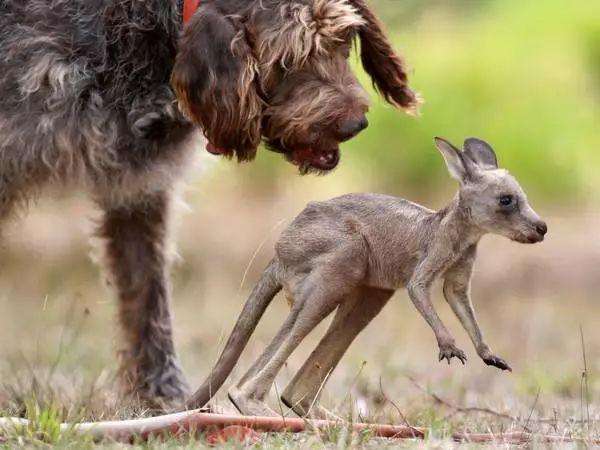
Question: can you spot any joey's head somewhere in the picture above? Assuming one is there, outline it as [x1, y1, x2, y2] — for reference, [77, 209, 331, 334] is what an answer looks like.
[434, 137, 547, 244]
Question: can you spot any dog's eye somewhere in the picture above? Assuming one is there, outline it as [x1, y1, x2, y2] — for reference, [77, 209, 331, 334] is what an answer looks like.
[498, 195, 513, 206]
[340, 44, 351, 59]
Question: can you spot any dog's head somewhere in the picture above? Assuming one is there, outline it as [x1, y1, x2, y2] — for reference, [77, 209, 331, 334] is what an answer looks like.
[172, 0, 418, 173]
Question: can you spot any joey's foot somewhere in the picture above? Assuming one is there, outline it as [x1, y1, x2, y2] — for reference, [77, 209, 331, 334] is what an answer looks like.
[228, 388, 279, 417]
[438, 341, 467, 365]
[281, 395, 343, 421]
[306, 404, 344, 421]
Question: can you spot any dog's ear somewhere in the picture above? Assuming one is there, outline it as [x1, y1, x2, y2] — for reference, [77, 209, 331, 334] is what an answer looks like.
[171, 6, 262, 161]
[349, 0, 419, 113]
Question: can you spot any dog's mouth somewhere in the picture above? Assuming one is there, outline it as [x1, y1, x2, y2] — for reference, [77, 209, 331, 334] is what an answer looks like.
[290, 147, 340, 171]
[266, 140, 340, 173]
[206, 141, 340, 172]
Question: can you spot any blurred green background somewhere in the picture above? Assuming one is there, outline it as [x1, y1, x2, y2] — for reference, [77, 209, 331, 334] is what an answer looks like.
[239, 0, 600, 204]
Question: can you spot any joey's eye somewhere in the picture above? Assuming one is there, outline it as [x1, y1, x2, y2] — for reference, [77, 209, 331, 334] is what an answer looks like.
[499, 195, 513, 206]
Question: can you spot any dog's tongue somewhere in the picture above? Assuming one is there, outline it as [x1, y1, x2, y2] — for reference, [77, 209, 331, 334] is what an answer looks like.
[206, 142, 229, 155]
[315, 151, 337, 168]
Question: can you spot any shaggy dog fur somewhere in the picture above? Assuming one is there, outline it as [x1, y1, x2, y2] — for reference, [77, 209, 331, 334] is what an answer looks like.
[0, 0, 417, 406]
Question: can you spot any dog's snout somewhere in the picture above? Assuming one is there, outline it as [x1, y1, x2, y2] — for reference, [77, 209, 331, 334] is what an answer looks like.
[337, 116, 368, 141]
[535, 221, 547, 236]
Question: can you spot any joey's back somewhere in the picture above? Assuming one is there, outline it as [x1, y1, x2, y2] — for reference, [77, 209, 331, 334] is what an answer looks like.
[275, 193, 441, 288]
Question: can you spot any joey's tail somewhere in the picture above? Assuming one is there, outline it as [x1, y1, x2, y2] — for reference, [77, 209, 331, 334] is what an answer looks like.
[185, 259, 282, 409]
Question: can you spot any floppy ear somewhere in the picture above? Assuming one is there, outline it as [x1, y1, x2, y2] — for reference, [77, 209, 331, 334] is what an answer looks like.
[463, 138, 498, 170]
[349, 0, 419, 112]
[434, 137, 469, 182]
[171, 6, 262, 161]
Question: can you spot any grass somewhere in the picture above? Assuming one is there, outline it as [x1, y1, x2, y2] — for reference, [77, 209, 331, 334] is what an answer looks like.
[0, 372, 597, 447]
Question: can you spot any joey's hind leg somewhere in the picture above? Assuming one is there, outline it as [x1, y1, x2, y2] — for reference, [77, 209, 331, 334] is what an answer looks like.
[281, 288, 393, 419]
[228, 297, 306, 417]
[98, 192, 188, 408]
[229, 272, 350, 416]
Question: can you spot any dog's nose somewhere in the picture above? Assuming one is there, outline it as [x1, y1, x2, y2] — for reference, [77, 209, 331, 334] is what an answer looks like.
[337, 116, 368, 141]
[535, 221, 547, 236]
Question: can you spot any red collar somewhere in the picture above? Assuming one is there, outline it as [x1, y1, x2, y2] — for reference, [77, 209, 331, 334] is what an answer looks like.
[183, 0, 201, 24]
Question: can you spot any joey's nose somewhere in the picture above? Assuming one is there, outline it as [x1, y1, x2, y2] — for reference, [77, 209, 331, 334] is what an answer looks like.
[337, 116, 368, 141]
[535, 221, 547, 236]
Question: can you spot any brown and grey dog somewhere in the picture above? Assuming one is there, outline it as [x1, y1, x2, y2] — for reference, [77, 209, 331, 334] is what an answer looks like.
[187, 137, 547, 417]
[0, 0, 416, 406]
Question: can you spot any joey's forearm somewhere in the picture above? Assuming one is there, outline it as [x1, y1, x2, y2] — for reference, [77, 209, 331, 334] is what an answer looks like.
[442, 285, 486, 351]
[408, 280, 467, 364]
[407, 283, 452, 343]
[442, 281, 511, 371]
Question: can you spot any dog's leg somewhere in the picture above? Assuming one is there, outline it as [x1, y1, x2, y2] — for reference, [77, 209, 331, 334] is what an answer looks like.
[228, 273, 343, 417]
[281, 288, 393, 419]
[98, 191, 188, 408]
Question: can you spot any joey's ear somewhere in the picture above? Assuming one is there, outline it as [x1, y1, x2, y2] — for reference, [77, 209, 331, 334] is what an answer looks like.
[171, 6, 262, 161]
[463, 138, 498, 170]
[348, 0, 419, 113]
[434, 137, 469, 182]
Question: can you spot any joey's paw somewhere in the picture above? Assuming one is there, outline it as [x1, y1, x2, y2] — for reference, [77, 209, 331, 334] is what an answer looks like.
[482, 354, 512, 372]
[438, 343, 467, 365]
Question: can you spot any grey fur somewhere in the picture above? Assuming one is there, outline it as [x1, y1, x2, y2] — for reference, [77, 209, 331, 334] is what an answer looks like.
[187, 137, 547, 417]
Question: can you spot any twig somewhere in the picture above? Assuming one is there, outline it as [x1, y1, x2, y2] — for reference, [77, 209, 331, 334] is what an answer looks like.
[334, 360, 366, 413]
[272, 381, 287, 428]
[238, 219, 285, 292]
[404, 375, 520, 424]
[378, 376, 423, 439]
[522, 386, 540, 433]
[306, 367, 334, 418]
[580, 325, 591, 430]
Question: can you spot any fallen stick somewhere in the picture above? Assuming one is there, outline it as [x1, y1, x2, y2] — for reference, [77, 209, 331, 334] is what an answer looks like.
[0, 411, 424, 442]
[0, 411, 597, 445]
[451, 431, 598, 445]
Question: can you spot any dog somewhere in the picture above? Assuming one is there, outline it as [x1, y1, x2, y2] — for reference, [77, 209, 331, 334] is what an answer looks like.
[186, 137, 547, 417]
[0, 0, 417, 406]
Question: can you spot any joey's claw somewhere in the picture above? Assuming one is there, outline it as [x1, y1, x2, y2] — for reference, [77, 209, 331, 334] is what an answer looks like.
[483, 355, 512, 372]
[438, 344, 467, 365]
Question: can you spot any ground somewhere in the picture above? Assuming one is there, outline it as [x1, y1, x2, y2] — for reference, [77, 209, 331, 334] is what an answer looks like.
[0, 176, 598, 448]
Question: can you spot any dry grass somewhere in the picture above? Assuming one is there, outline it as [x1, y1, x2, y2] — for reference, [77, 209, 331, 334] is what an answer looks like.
[0, 176, 598, 447]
